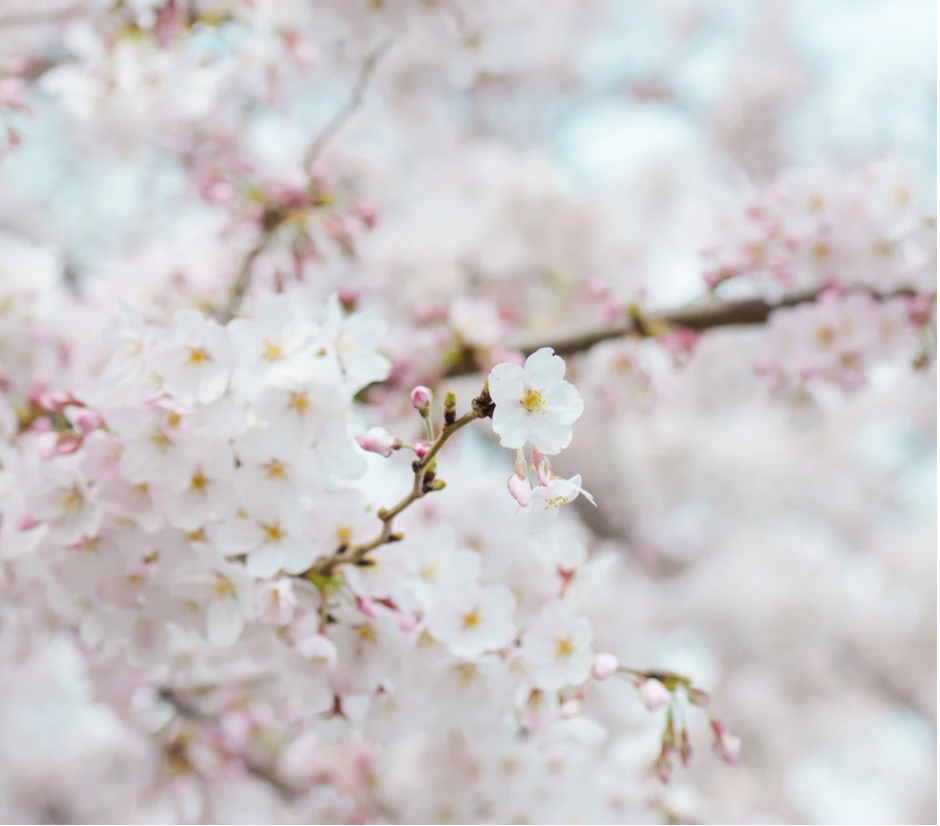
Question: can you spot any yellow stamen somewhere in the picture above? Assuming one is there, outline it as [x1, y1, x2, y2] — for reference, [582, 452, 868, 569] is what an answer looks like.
[190, 470, 208, 491]
[554, 637, 575, 658]
[150, 430, 173, 450]
[462, 609, 481, 630]
[262, 341, 283, 361]
[214, 579, 234, 598]
[264, 458, 288, 479]
[61, 485, 83, 512]
[187, 347, 211, 365]
[288, 391, 310, 414]
[263, 523, 284, 543]
[521, 388, 545, 413]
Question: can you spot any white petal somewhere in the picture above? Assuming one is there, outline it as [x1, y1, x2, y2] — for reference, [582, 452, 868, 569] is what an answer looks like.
[488, 363, 526, 406]
[524, 348, 566, 384]
[207, 598, 243, 647]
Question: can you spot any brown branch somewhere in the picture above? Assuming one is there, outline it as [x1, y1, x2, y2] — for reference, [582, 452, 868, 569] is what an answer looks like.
[302, 38, 394, 169]
[303, 389, 493, 580]
[443, 286, 923, 378]
[159, 688, 301, 801]
[217, 235, 270, 323]
[840, 648, 936, 728]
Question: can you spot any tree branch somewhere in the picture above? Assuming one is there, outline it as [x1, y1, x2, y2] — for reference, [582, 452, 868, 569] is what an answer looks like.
[217, 235, 271, 323]
[443, 286, 923, 378]
[303, 389, 493, 580]
[159, 688, 300, 802]
[302, 38, 394, 169]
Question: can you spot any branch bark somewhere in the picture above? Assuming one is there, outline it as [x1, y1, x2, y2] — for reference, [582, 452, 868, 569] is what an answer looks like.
[302, 38, 394, 169]
[302, 389, 493, 580]
[443, 286, 922, 378]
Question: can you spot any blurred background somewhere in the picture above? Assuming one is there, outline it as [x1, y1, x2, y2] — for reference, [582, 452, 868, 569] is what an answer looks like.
[0, 0, 935, 823]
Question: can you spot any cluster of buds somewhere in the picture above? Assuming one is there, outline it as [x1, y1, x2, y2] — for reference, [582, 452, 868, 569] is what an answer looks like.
[592, 657, 740, 784]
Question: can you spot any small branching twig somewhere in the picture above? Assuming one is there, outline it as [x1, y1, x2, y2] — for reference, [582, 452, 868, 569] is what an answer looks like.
[159, 688, 300, 802]
[218, 235, 271, 323]
[302, 38, 395, 170]
[304, 387, 494, 580]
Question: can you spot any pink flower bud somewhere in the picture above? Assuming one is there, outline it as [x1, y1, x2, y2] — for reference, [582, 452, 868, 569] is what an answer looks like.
[55, 433, 83, 455]
[687, 687, 710, 708]
[410, 385, 432, 413]
[711, 720, 741, 765]
[355, 427, 402, 458]
[558, 699, 581, 719]
[398, 612, 418, 633]
[507, 472, 532, 507]
[74, 411, 103, 433]
[357, 596, 379, 618]
[592, 652, 619, 681]
[530, 448, 553, 487]
[639, 678, 671, 711]
[586, 278, 609, 299]
[30, 417, 53, 434]
[16, 513, 38, 531]
[601, 299, 625, 325]
[38, 391, 71, 412]
[35, 431, 57, 459]
[413, 440, 431, 459]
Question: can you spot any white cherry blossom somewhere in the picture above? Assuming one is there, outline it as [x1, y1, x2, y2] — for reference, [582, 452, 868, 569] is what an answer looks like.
[488, 348, 584, 454]
[519, 601, 594, 691]
[524, 474, 595, 534]
[147, 309, 232, 404]
[425, 585, 517, 659]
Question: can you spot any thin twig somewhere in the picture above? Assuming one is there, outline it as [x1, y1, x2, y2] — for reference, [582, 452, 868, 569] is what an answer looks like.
[159, 688, 301, 801]
[218, 235, 270, 323]
[303, 390, 493, 579]
[302, 38, 394, 169]
[442, 286, 925, 378]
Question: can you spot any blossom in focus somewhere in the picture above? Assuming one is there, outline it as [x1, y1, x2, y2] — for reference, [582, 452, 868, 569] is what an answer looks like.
[355, 427, 402, 457]
[524, 474, 594, 534]
[488, 348, 584, 454]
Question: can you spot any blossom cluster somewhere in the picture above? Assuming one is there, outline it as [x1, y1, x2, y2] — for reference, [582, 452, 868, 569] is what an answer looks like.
[701, 158, 935, 294]
[0, 291, 734, 821]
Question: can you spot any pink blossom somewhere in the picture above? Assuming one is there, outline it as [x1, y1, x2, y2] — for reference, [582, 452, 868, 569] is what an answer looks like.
[355, 427, 402, 458]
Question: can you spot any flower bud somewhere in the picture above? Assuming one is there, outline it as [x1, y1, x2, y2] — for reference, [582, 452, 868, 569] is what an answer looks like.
[443, 390, 457, 425]
[410, 385, 432, 416]
[530, 448, 553, 487]
[687, 687, 710, 708]
[711, 720, 741, 765]
[592, 652, 619, 681]
[355, 427, 402, 458]
[507, 473, 532, 507]
[639, 678, 670, 712]
[414, 439, 431, 459]
[398, 612, 418, 633]
[558, 699, 581, 719]
[357, 596, 379, 618]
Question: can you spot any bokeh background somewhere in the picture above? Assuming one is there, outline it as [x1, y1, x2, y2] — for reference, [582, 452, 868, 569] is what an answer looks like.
[0, 1, 935, 823]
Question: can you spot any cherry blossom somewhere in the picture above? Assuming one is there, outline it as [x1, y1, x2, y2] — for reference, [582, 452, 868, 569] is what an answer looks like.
[489, 347, 585, 454]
